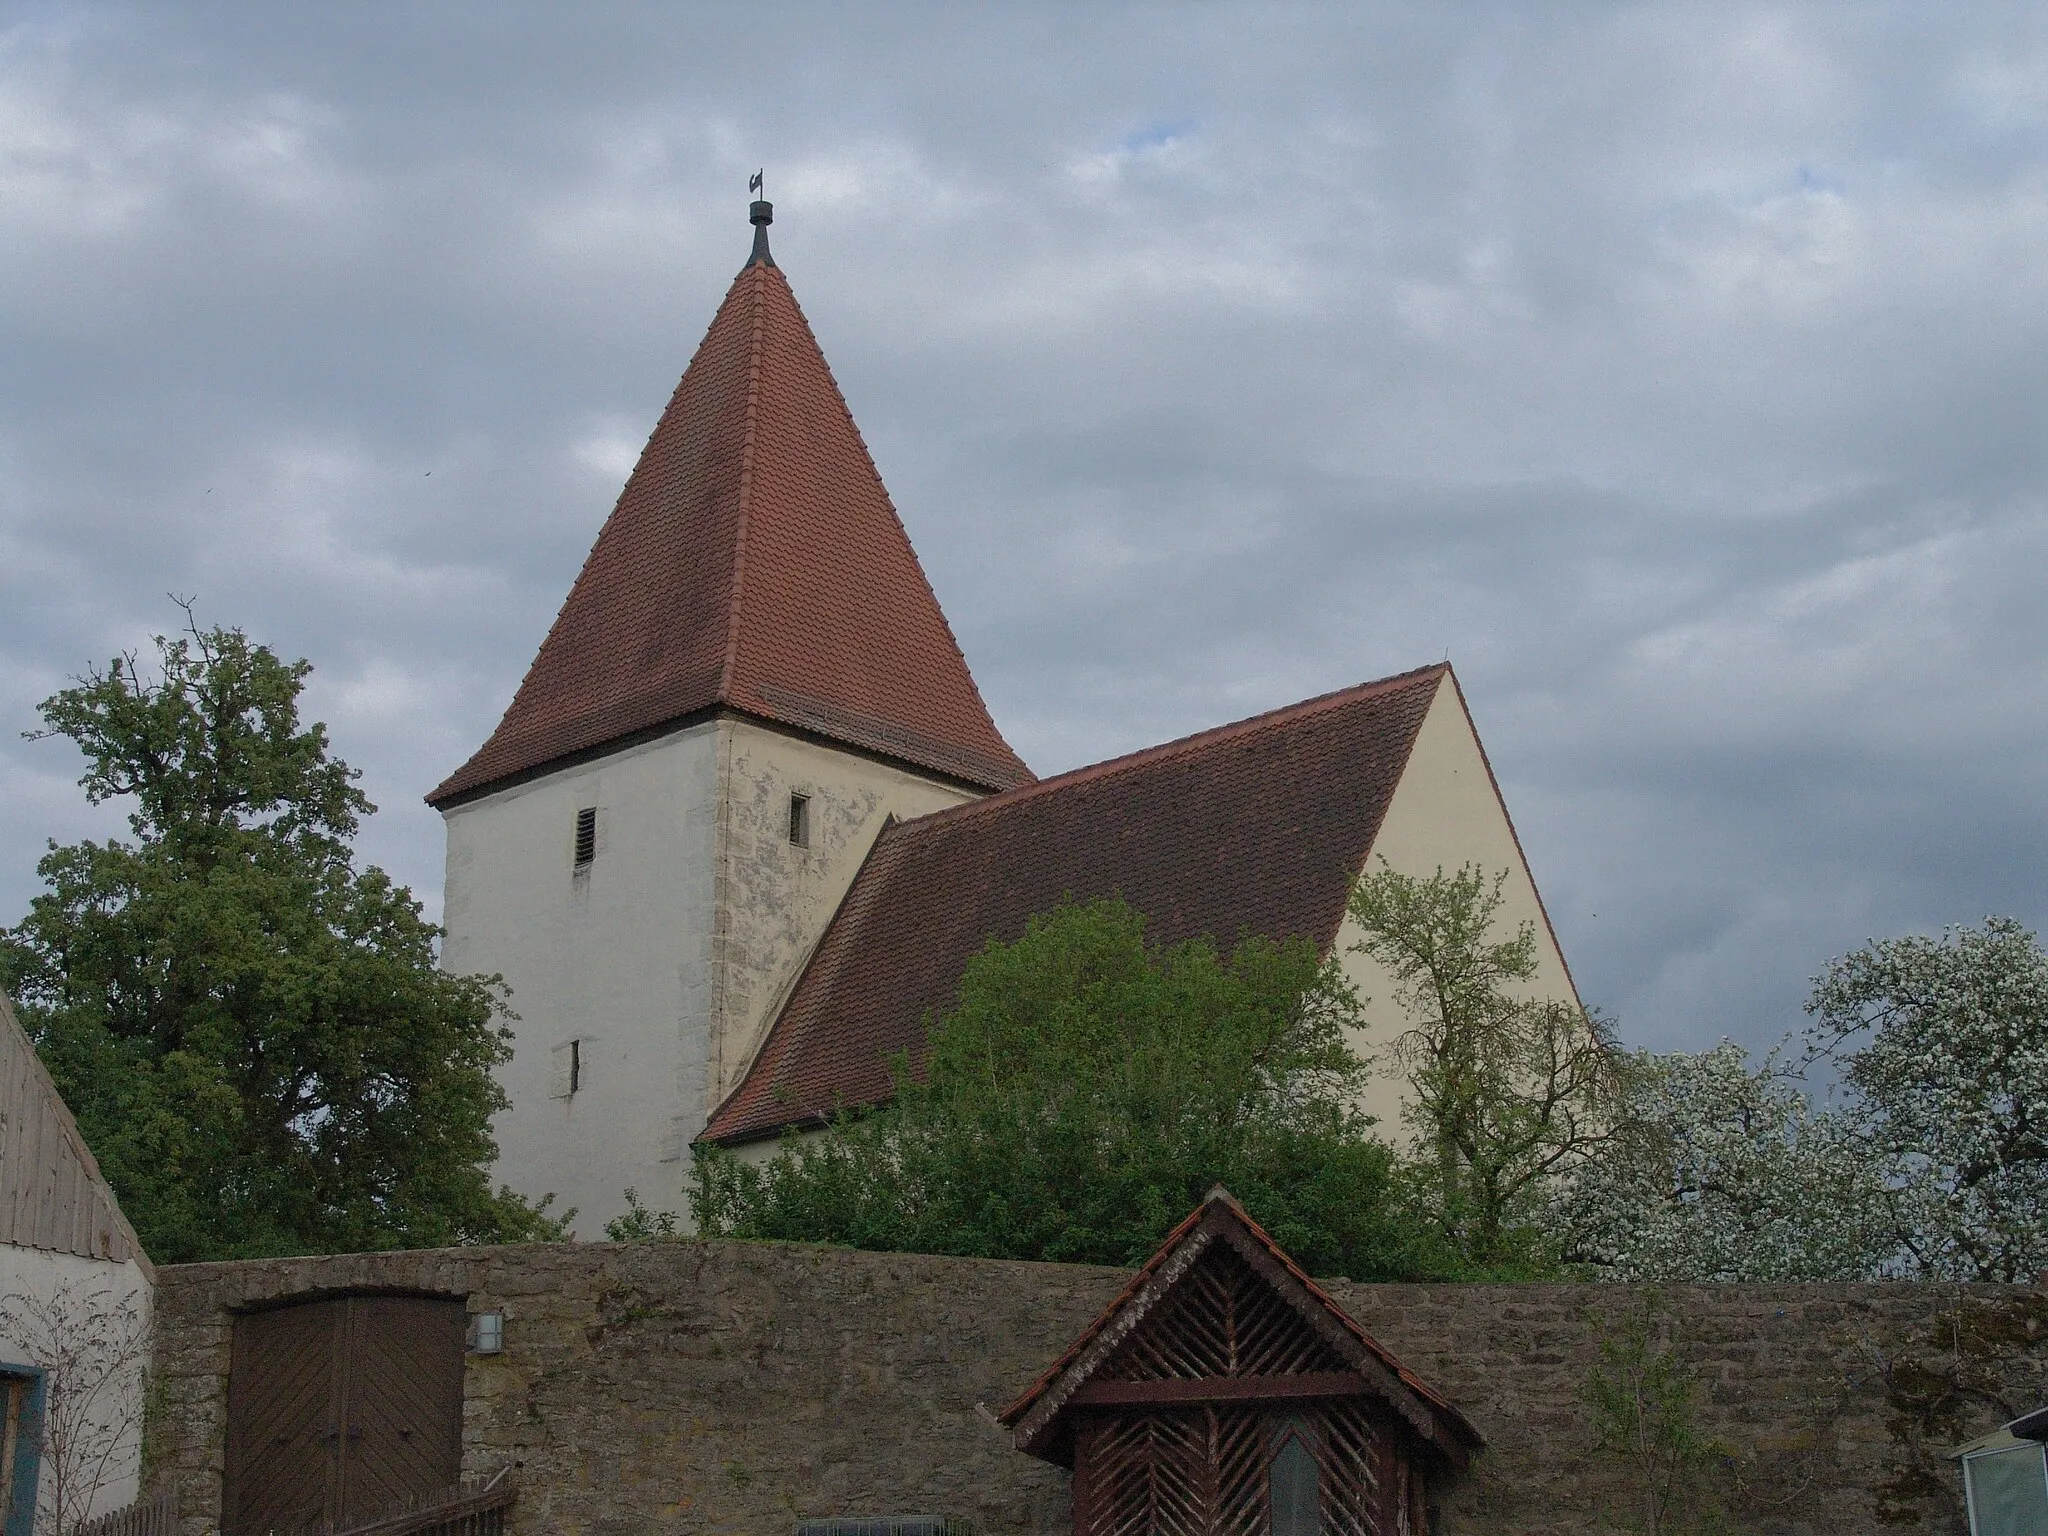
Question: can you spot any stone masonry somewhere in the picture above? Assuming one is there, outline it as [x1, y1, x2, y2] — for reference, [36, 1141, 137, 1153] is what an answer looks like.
[152, 1239, 2048, 1535]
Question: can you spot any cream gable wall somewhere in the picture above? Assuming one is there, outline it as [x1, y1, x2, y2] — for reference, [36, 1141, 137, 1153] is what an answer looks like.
[441, 717, 981, 1237]
[1334, 673, 1581, 1140]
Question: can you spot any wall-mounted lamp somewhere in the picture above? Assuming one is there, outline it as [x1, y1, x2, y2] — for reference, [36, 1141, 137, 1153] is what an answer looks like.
[469, 1310, 505, 1354]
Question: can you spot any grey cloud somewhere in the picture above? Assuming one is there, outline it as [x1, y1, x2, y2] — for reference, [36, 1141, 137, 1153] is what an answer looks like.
[6, 2, 2048, 1059]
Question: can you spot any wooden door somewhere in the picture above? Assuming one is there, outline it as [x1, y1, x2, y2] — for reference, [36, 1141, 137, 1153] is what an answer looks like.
[223, 1295, 465, 1535]
[224, 1302, 338, 1534]
[337, 1298, 466, 1519]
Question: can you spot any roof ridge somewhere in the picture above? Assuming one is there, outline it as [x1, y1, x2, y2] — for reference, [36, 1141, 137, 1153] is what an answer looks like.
[741, 266, 1015, 773]
[892, 663, 1449, 833]
[1217, 1192, 1475, 1436]
[721, 265, 768, 699]
[484, 283, 740, 747]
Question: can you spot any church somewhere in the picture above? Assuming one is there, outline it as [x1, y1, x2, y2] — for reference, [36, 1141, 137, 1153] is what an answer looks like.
[428, 199, 1580, 1236]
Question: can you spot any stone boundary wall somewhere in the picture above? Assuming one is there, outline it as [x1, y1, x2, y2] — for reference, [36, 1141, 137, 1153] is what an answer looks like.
[153, 1239, 2048, 1535]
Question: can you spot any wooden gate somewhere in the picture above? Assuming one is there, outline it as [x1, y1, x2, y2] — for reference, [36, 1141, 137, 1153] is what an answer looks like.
[222, 1295, 466, 1536]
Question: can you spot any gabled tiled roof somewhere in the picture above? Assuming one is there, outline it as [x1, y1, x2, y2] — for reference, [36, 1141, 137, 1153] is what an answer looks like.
[1000, 1188, 1482, 1468]
[700, 664, 1447, 1145]
[429, 227, 1031, 807]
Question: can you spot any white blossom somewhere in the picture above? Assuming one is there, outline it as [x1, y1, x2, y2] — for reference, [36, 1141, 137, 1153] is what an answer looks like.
[1806, 915, 2048, 1281]
[1561, 1041, 1892, 1281]
[1565, 917, 2048, 1283]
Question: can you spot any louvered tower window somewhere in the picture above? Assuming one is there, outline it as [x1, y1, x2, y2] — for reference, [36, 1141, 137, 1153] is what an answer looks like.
[573, 807, 597, 869]
[788, 793, 810, 848]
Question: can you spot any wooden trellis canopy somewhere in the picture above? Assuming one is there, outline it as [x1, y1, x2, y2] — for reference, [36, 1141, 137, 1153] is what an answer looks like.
[1001, 1189, 1481, 1536]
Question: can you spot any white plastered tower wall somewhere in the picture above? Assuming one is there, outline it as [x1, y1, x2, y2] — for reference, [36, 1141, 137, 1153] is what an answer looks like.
[1334, 671, 1583, 1140]
[440, 716, 979, 1237]
[441, 722, 721, 1238]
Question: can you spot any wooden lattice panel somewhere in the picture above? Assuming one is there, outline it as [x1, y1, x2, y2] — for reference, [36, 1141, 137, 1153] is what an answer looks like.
[1076, 1404, 1388, 1536]
[1313, 1401, 1384, 1536]
[1076, 1409, 1261, 1536]
[1104, 1241, 1351, 1381]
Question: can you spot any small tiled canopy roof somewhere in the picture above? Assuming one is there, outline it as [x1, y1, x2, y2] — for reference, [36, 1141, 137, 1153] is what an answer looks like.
[1001, 1188, 1483, 1470]
[700, 664, 1448, 1145]
[429, 215, 1031, 808]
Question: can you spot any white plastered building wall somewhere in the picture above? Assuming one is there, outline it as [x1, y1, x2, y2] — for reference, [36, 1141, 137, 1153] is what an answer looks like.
[0, 1248, 152, 1531]
[439, 715, 978, 1236]
[0, 992, 154, 1531]
[1333, 671, 1582, 1140]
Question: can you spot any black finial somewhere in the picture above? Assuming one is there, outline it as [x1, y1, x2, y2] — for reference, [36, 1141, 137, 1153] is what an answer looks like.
[746, 170, 775, 268]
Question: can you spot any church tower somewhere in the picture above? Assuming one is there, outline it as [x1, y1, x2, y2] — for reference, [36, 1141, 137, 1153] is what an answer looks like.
[429, 200, 1031, 1235]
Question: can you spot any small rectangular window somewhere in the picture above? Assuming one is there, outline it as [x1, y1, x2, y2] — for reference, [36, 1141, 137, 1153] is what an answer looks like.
[573, 807, 597, 869]
[1965, 1442, 2048, 1536]
[550, 1040, 583, 1099]
[0, 1370, 45, 1535]
[787, 792, 810, 848]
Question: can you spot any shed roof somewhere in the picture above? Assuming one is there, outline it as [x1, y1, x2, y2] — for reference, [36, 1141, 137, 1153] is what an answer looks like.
[0, 992, 152, 1277]
[700, 664, 1447, 1145]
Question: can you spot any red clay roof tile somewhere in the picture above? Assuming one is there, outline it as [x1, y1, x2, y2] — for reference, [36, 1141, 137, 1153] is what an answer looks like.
[700, 664, 1448, 1145]
[429, 248, 1031, 807]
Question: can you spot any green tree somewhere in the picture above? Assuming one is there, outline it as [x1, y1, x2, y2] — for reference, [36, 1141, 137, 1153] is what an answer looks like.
[605, 1189, 680, 1242]
[1347, 861, 1619, 1273]
[0, 618, 565, 1262]
[691, 898, 1444, 1279]
[1585, 1300, 1730, 1535]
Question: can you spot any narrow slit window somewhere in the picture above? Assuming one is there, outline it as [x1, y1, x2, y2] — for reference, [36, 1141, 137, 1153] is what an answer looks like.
[787, 793, 810, 848]
[574, 806, 597, 869]
[550, 1040, 583, 1099]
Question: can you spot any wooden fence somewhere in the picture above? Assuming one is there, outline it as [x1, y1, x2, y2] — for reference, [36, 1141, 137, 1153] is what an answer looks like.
[71, 1489, 177, 1536]
[291, 1471, 517, 1536]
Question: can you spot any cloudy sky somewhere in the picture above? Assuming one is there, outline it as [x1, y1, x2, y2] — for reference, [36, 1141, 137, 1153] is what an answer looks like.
[5, 3, 2046, 1056]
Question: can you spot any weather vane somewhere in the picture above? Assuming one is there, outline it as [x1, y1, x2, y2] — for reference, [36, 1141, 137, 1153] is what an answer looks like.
[746, 169, 775, 267]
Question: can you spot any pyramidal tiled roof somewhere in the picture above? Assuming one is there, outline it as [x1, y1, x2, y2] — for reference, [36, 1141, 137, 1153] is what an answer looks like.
[701, 665, 1449, 1145]
[430, 216, 1032, 807]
